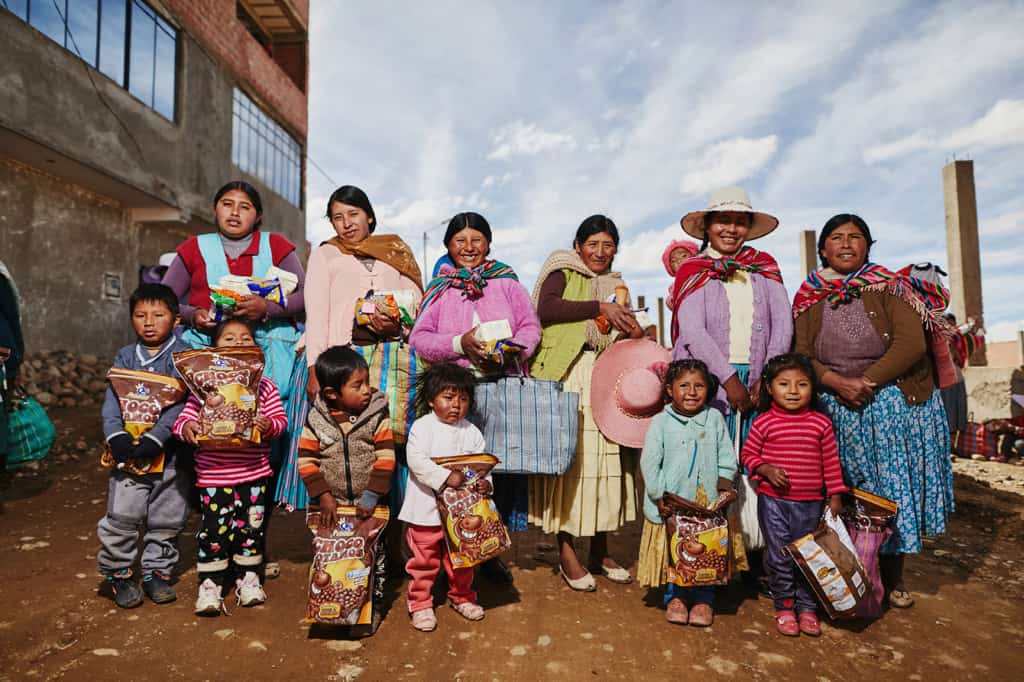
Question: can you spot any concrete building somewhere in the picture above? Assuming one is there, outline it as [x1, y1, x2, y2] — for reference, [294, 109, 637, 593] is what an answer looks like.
[0, 0, 309, 355]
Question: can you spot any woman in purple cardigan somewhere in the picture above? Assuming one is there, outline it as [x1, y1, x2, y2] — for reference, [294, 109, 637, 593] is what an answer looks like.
[669, 187, 792, 575]
[410, 212, 541, 581]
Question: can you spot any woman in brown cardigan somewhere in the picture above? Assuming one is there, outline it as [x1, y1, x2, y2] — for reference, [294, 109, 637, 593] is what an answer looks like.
[792, 214, 953, 610]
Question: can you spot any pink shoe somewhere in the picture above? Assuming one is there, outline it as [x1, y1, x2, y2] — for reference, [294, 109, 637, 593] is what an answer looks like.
[775, 610, 799, 637]
[411, 608, 437, 632]
[665, 598, 688, 625]
[798, 611, 821, 636]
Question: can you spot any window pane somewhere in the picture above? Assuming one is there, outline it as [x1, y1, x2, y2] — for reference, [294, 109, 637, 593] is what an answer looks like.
[153, 25, 175, 119]
[98, 0, 127, 85]
[127, 0, 155, 106]
[7, 0, 28, 21]
[30, 0, 67, 46]
[66, 0, 99, 65]
[231, 88, 302, 206]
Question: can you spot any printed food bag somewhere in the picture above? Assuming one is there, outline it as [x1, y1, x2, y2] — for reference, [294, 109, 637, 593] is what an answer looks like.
[784, 510, 871, 619]
[173, 347, 264, 449]
[432, 453, 511, 568]
[102, 368, 187, 475]
[306, 506, 389, 626]
[663, 492, 731, 587]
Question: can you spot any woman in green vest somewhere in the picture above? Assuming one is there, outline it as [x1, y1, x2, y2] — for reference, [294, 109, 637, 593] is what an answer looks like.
[528, 215, 645, 591]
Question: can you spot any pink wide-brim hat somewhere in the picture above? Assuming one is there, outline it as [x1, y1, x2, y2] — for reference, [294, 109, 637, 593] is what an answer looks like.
[591, 338, 671, 448]
[661, 239, 700, 276]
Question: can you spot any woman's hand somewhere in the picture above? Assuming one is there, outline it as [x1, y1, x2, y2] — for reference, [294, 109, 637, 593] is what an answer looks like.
[748, 379, 762, 409]
[723, 375, 754, 413]
[598, 302, 639, 334]
[366, 310, 401, 338]
[754, 463, 790, 492]
[234, 295, 268, 321]
[460, 327, 490, 365]
[823, 371, 875, 407]
[180, 421, 201, 445]
[306, 371, 320, 403]
[193, 308, 217, 331]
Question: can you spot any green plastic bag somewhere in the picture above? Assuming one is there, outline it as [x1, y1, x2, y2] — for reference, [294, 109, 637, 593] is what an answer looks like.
[6, 390, 55, 468]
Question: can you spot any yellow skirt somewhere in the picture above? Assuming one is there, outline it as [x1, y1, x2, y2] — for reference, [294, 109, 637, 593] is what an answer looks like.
[637, 520, 668, 588]
[528, 351, 638, 537]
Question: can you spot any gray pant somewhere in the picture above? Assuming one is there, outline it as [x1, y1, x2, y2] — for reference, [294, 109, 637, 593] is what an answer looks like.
[97, 459, 191, 576]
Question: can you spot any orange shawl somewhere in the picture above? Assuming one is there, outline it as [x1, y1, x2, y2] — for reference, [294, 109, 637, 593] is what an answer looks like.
[325, 234, 423, 292]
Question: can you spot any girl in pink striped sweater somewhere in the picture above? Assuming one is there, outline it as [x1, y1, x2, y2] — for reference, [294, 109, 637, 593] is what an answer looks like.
[173, 319, 287, 615]
[741, 353, 847, 638]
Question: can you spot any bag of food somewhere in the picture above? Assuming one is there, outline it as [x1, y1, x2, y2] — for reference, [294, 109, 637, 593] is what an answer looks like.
[306, 506, 388, 626]
[354, 290, 417, 327]
[173, 347, 265, 449]
[663, 492, 730, 587]
[784, 510, 871, 619]
[841, 488, 897, 619]
[101, 367, 187, 475]
[432, 453, 511, 568]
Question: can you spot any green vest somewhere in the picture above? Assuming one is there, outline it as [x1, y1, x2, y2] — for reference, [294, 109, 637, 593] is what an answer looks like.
[529, 270, 591, 381]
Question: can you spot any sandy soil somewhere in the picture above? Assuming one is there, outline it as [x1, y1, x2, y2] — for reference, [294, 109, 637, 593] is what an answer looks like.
[2, 406, 1023, 681]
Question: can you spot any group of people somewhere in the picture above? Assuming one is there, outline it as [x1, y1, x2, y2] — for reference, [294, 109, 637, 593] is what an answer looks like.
[94, 180, 955, 638]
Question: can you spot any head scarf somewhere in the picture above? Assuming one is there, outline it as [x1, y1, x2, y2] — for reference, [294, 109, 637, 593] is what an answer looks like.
[418, 260, 517, 315]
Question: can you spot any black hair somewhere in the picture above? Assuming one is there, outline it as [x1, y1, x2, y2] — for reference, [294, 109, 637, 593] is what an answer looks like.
[573, 214, 619, 247]
[211, 318, 257, 346]
[442, 212, 492, 247]
[757, 353, 820, 412]
[214, 180, 263, 228]
[326, 185, 377, 234]
[817, 213, 874, 268]
[415, 363, 477, 417]
[129, 282, 179, 317]
[314, 345, 370, 392]
[663, 359, 719, 401]
[699, 211, 753, 251]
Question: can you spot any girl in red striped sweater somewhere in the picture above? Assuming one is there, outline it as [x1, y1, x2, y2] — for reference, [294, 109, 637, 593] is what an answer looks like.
[174, 319, 287, 615]
[741, 353, 847, 638]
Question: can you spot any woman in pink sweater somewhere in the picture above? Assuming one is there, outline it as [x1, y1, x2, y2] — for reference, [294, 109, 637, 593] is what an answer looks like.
[274, 186, 422, 513]
[410, 212, 540, 582]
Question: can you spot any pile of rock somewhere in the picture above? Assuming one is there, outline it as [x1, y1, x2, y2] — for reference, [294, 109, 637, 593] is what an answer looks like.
[17, 351, 110, 408]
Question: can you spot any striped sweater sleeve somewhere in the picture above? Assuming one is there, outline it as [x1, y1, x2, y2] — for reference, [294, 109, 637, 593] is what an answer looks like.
[359, 411, 396, 508]
[172, 394, 201, 438]
[818, 417, 848, 495]
[257, 377, 288, 439]
[740, 416, 769, 475]
[297, 423, 327, 500]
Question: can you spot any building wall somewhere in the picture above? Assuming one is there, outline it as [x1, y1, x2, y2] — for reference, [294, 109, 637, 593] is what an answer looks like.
[0, 4, 309, 355]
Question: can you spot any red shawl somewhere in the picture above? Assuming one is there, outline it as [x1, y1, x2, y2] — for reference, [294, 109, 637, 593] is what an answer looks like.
[669, 246, 783, 344]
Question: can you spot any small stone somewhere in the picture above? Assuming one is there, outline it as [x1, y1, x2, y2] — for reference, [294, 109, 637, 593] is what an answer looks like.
[537, 635, 552, 647]
[933, 549, 949, 557]
[19, 536, 35, 542]
[545, 662, 566, 674]
[214, 629, 235, 640]
[457, 632, 473, 640]
[248, 640, 267, 651]
[75, 573, 87, 579]
[127, 615, 139, 621]
[707, 656, 739, 675]
[324, 640, 362, 652]
[80, 354, 99, 366]
[19, 541, 50, 551]
[335, 664, 364, 681]
[35, 392, 56, 406]
[88, 380, 107, 393]
[602, 644, 614, 652]
[91, 649, 120, 657]
[75, 439, 88, 452]
[510, 645, 527, 656]
[579, 632, 594, 640]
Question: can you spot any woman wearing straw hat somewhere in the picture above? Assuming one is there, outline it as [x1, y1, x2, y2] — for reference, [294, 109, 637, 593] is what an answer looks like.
[669, 187, 793, 574]
[528, 215, 646, 591]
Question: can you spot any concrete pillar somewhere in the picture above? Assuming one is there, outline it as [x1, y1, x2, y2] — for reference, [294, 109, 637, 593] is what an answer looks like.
[657, 297, 666, 347]
[943, 160, 987, 365]
[799, 229, 817, 277]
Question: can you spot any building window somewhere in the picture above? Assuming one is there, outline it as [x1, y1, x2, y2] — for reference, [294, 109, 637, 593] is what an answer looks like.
[232, 88, 302, 207]
[7, 0, 177, 120]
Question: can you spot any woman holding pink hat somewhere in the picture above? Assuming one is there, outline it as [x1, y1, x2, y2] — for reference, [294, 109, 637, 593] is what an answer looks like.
[527, 215, 645, 591]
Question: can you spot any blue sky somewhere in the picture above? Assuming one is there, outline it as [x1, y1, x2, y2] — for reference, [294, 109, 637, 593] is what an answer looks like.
[305, 0, 1023, 340]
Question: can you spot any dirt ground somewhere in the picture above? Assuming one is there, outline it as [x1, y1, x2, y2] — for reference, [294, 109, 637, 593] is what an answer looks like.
[2, 407, 1023, 681]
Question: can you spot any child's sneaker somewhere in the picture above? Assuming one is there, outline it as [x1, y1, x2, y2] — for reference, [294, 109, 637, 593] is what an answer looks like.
[264, 561, 281, 580]
[411, 608, 437, 632]
[450, 601, 484, 621]
[775, 609, 800, 637]
[107, 569, 143, 609]
[142, 571, 177, 604]
[235, 571, 267, 607]
[798, 611, 821, 636]
[195, 578, 224, 615]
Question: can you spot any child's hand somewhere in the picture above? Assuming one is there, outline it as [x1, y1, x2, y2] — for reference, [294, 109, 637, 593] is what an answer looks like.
[828, 494, 843, 517]
[655, 498, 672, 518]
[253, 415, 271, 435]
[472, 478, 492, 495]
[446, 470, 465, 488]
[180, 421, 201, 445]
[711, 489, 737, 512]
[193, 308, 217, 331]
[317, 492, 339, 529]
[755, 463, 790, 491]
[108, 433, 135, 463]
[354, 503, 374, 520]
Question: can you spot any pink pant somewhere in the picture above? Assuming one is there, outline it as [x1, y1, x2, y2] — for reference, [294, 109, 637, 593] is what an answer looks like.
[405, 524, 476, 613]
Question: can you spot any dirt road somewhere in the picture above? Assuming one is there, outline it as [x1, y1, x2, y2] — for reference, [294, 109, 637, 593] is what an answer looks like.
[2, 407, 1023, 681]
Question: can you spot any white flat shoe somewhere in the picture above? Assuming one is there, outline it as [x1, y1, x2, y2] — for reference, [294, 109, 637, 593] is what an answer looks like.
[559, 566, 596, 592]
[596, 564, 633, 584]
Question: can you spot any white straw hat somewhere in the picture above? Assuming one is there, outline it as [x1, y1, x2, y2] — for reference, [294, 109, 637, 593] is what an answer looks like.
[680, 186, 779, 241]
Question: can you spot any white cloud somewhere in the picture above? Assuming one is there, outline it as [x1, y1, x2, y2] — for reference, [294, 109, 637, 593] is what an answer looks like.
[987, 320, 1023, 343]
[679, 136, 779, 196]
[981, 208, 1024, 237]
[863, 130, 935, 163]
[481, 173, 514, 189]
[487, 121, 577, 160]
[943, 99, 1024, 150]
